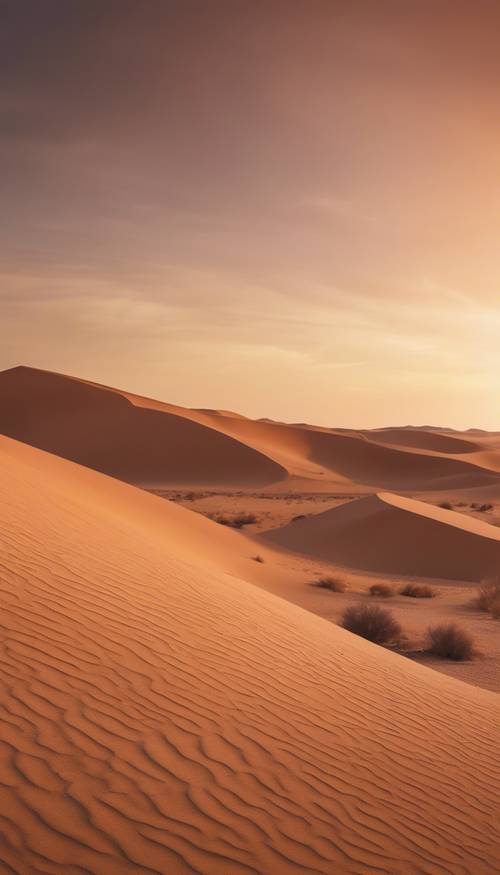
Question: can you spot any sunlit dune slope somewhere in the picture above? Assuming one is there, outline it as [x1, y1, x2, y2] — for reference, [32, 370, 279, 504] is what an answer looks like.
[363, 427, 480, 454]
[264, 491, 500, 581]
[1, 436, 500, 874]
[2, 366, 499, 493]
[0, 366, 286, 487]
[202, 413, 498, 489]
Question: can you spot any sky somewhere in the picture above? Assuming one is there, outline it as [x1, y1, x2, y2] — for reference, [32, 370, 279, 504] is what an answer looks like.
[1, 0, 499, 429]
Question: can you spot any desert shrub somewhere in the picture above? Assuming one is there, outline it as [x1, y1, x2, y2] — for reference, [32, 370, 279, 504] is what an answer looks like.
[400, 583, 436, 599]
[252, 555, 264, 563]
[478, 503, 493, 512]
[490, 599, 500, 619]
[292, 514, 307, 522]
[369, 583, 394, 598]
[439, 501, 453, 510]
[215, 513, 258, 528]
[427, 623, 474, 661]
[312, 576, 348, 593]
[341, 605, 402, 644]
[475, 577, 500, 613]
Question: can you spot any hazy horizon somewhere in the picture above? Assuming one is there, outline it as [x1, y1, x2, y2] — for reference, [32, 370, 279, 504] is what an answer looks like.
[2, 1, 499, 429]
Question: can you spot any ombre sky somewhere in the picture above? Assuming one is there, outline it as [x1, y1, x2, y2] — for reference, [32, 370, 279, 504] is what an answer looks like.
[2, 1, 499, 428]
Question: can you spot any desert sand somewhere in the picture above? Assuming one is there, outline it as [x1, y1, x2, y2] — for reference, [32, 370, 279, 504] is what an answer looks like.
[1, 367, 500, 873]
[264, 491, 500, 580]
[1, 435, 500, 874]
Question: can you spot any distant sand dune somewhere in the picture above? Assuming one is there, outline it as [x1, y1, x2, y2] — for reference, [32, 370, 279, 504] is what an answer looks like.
[363, 427, 480, 454]
[1, 436, 500, 873]
[1, 366, 499, 494]
[264, 491, 500, 581]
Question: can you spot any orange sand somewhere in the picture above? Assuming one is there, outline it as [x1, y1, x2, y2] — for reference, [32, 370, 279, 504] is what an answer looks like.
[0, 435, 500, 873]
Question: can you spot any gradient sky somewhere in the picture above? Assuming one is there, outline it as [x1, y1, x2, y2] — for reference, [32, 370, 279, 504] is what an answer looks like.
[1, 1, 499, 428]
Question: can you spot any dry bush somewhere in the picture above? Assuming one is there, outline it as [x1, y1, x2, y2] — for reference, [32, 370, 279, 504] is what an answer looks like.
[341, 605, 402, 644]
[490, 600, 500, 619]
[478, 503, 493, 512]
[252, 555, 264, 563]
[475, 577, 500, 614]
[312, 576, 348, 593]
[369, 583, 394, 598]
[400, 583, 436, 599]
[215, 513, 258, 528]
[439, 501, 453, 510]
[427, 623, 475, 661]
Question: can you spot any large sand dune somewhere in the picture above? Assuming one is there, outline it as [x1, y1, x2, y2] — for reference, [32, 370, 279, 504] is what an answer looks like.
[0, 366, 286, 487]
[1, 436, 500, 873]
[265, 491, 500, 581]
[2, 366, 499, 492]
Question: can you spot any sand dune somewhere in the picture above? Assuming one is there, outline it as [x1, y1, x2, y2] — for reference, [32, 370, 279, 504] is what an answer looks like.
[1, 366, 499, 493]
[207, 415, 499, 489]
[1, 436, 500, 874]
[265, 491, 500, 581]
[364, 427, 480, 454]
[0, 366, 286, 487]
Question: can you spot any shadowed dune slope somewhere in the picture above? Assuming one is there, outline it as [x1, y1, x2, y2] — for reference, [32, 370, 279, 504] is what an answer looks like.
[1, 436, 500, 874]
[264, 491, 500, 581]
[0, 366, 286, 487]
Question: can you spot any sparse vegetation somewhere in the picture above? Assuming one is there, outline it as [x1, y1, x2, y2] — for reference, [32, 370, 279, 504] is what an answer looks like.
[369, 582, 394, 598]
[312, 576, 348, 593]
[438, 501, 453, 510]
[400, 583, 436, 599]
[478, 503, 493, 512]
[427, 623, 475, 661]
[341, 605, 402, 644]
[475, 577, 500, 615]
[491, 600, 500, 619]
[292, 514, 307, 522]
[214, 512, 258, 528]
[252, 555, 264, 563]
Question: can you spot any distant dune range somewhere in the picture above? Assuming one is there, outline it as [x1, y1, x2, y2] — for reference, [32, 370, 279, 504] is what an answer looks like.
[1, 435, 500, 874]
[1, 366, 500, 491]
[264, 491, 500, 581]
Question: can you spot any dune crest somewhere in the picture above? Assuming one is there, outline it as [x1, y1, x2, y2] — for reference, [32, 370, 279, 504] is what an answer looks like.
[0, 436, 500, 873]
